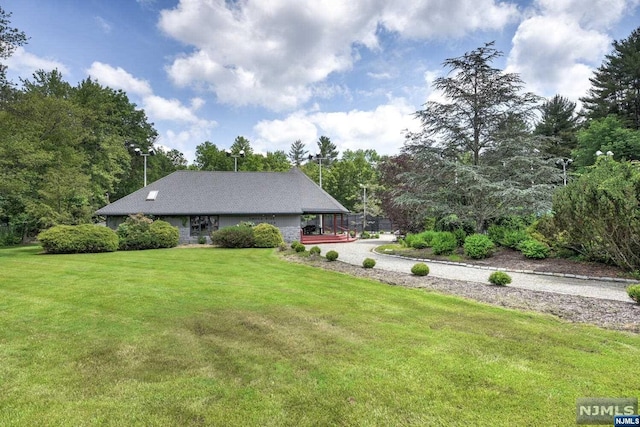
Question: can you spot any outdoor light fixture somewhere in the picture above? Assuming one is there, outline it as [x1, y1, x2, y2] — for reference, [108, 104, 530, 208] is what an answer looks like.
[226, 149, 245, 172]
[125, 142, 156, 187]
[308, 154, 328, 232]
[308, 154, 327, 189]
[556, 158, 573, 186]
[360, 184, 368, 233]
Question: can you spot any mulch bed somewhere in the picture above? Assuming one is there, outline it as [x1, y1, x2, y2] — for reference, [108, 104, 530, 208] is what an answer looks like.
[282, 253, 640, 334]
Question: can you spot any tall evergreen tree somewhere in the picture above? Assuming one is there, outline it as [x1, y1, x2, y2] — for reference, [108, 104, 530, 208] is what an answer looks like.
[534, 95, 580, 159]
[288, 139, 307, 166]
[409, 42, 540, 166]
[581, 27, 640, 129]
[316, 135, 339, 166]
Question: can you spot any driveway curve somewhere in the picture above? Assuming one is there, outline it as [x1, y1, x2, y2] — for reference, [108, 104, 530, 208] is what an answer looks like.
[312, 235, 633, 303]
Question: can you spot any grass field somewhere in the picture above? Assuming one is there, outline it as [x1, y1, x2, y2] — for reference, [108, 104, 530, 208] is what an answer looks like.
[1, 245, 638, 426]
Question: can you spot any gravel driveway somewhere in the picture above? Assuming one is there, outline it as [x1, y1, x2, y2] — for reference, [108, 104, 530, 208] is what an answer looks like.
[313, 235, 633, 303]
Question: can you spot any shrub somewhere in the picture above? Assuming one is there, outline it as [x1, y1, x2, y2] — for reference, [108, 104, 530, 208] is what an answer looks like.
[518, 239, 550, 259]
[488, 271, 512, 286]
[291, 241, 301, 249]
[500, 230, 530, 249]
[435, 214, 473, 233]
[253, 223, 284, 248]
[197, 235, 207, 245]
[38, 224, 119, 254]
[404, 230, 438, 249]
[117, 215, 179, 250]
[362, 258, 376, 268]
[452, 228, 467, 247]
[210, 225, 255, 248]
[149, 220, 179, 249]
[464, 234, 495, 259]
[431, 232, 457, 255]
[309, 246, 321, 256]
[627, 284, 640, 304]
[411, 263, 430, 276]
[294, 243, 306, 253]
[325, 250, 339, 261]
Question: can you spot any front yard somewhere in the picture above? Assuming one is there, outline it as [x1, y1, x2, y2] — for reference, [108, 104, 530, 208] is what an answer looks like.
[0, 245, 638, 426]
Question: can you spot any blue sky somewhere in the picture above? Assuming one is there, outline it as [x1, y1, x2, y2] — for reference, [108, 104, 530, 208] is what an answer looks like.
[4, 0, 640, 163]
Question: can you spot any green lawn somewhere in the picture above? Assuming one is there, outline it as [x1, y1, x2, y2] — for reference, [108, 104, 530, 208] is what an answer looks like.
[0, 245, 638, 426]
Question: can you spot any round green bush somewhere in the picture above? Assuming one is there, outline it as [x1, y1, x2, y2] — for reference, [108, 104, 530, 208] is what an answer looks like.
[291, 241, 301, 249]
[518, 239, 550, 259]
[431, 231, 457, 255]
[210, 225, 255, 248]
[117, 214, 179, 250]
[309, 246, 321, 256]
[488, 271, 512, 286]
[627, 284, 640, 304]
[149, 220, 179, 248]
[325, 250, 339, 261]
[411, 263, 430, 276]
[362, 258, 376, 268]
[463, 234, 495, 259]
[253, 223, 284, 248]
[38, 224, 119, 254]
[294, 243, 306, 253]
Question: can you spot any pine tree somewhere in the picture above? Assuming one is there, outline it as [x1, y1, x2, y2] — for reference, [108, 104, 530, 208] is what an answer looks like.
[581, 27, 640, 129]
[288, 139, 307, 166]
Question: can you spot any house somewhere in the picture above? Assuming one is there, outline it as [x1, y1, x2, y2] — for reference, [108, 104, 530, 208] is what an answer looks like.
[96, 168, 352, 244]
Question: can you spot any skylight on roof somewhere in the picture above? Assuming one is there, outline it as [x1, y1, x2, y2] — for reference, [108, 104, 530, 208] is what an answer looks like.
[146, 190, 158, 201]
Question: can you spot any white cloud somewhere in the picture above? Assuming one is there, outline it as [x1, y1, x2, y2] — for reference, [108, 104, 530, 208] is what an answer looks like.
[253, 97, 420, 156]
[4, 47, 70, 77]
[86, 62, 216, 161]
[158, 0, 520, 111]
[379, 0, 520, 39]
[86, 62, 153, 97]
[506, 0, 639, 102]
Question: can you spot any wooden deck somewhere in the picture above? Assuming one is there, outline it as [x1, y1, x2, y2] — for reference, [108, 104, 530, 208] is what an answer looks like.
[300, 232, 355, 244]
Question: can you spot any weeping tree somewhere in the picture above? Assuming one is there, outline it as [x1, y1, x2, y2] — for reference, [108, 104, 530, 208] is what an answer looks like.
[397, 43, 558, 231]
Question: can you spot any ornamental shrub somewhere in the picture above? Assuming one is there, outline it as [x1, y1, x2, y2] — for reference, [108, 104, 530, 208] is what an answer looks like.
[38, 224, 119, 254]
[488, 271, 512, 286]
[431, 231, 457, 255]
[210, 225, 255, 248]
[325, 250, 339, 261]
[463, 234, 495, 259]
[453, 228, 467, 247]
[149, 220, 179, 248]
[518, 239, 550, 259]
[627, 284, 640, 304]
[309, 246, 321, 256]
[411, 263, 430, 276]
[253, 223, 284, 248]
[362, 258, 376, 268]
[291, 240, 301, 249]
[294, 243, 306, 253]
[500, 230, 530, 249]
[117, 214, 178, 250]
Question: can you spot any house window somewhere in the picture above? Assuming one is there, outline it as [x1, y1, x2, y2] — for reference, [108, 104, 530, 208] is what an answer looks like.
[190, 215, 218, 236]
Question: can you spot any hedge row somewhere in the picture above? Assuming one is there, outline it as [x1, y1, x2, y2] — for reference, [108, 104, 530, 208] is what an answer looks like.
[38, 215, 179, 254]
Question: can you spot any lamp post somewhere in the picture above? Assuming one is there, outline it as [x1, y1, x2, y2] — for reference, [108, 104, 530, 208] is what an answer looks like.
[226, 149, 245, 172]
[556, 158, 573, 186]
[360, 184, 367, 234]
[308, 154, 327, 232]
[126, 142, 155, 187]
[308, 154, 327, 188]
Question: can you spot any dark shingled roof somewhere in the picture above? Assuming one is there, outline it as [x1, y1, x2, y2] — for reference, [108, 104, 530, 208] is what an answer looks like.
[96, 168, 349, 216]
